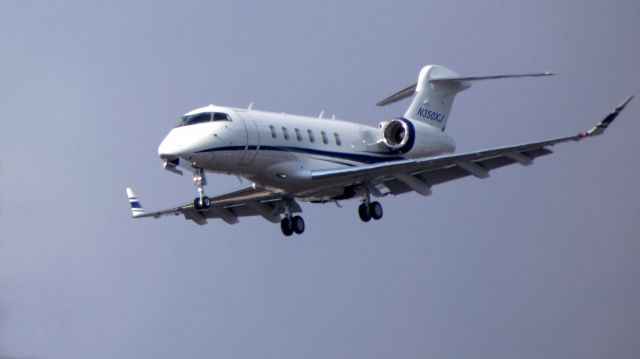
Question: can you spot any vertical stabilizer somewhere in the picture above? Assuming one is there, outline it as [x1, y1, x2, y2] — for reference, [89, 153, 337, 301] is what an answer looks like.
[404, 65, 470, 131]
[376, 65, 553, 131]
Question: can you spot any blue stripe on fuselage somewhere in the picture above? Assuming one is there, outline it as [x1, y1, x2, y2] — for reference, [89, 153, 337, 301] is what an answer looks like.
[196, 145, 403, 164]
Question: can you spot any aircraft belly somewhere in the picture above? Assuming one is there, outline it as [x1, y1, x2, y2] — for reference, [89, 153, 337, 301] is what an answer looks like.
[245, 155, 353, 199]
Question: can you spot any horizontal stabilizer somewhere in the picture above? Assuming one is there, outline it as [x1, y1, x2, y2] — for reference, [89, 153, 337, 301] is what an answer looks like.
[429, 72, 554, 83]
[376, 71, 553, 107]
[376, 84, 418, 107]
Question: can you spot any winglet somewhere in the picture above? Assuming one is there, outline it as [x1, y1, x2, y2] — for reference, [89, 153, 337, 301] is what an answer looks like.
[126, 187, 145, 218]
[580, 95, 634, 138]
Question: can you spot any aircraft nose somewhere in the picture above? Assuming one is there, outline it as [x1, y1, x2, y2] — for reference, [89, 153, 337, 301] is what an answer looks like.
[158, 126, 215, 160]
[158, 132, 182, 159]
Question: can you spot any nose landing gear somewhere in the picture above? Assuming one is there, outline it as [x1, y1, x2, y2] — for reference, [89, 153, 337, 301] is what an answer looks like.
[192, 168, 211, 210]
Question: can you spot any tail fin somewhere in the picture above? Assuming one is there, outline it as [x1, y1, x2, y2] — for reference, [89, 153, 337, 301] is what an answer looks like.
[377, 65, 553, 131]
[126, 187, 145, 218]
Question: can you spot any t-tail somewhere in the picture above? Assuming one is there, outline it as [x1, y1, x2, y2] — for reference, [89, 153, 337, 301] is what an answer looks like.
[377, 64, 554, 131]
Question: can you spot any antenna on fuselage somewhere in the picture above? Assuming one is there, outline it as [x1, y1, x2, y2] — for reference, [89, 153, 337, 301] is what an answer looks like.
[318, 110, 324, 119]
[247, 102, 254, 111]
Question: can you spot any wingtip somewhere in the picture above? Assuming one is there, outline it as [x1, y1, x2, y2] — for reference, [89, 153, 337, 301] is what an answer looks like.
[617, 94, 634, 111]
[126, 187, 135, 198]
[582, 95, 633, 137]
[126, 187, 145, 217]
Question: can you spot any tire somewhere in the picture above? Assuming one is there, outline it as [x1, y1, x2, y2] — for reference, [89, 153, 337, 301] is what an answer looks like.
[280, 217, 294, 236]
[292, 216, 305, 234]
[358, 203, 371, 222]
[193, 197, 202, 210]
[202, 196, 211, 209]
[370, 201, 383, 220]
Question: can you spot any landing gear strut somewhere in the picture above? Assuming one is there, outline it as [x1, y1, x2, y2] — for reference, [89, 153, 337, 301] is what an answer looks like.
[192, 167, 211, 210]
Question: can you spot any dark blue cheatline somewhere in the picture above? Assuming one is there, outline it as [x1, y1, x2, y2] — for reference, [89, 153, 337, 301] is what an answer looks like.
[196, 145, 404, 164]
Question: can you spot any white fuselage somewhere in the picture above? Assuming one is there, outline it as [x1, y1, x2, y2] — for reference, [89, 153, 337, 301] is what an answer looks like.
[157, 105, 456, 201]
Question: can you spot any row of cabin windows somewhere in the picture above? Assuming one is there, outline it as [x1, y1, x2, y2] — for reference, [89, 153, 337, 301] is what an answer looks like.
[269, 125, 342, 146]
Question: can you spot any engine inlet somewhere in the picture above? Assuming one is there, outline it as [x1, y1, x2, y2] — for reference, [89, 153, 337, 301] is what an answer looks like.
[382, 119, 410, 149]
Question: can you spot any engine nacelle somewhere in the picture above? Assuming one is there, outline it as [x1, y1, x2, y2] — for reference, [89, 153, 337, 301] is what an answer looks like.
[379, 118, 455, 157]
[381, 119, 411, 150]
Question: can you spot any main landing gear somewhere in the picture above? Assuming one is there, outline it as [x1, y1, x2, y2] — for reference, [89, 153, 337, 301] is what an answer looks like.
[358, 201, 383, 222]
[280, 200, 305, 236]
[358, 188, 383, 222]
[192, 168, 211, 210]
[280, 215, 305, 236]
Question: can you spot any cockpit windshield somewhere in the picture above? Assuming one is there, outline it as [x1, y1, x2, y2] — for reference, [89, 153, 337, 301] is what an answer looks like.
[178, 112, 232, 127]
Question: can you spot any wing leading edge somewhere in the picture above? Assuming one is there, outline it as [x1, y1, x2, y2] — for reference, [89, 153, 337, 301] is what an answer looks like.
[313, 95, 633, 195]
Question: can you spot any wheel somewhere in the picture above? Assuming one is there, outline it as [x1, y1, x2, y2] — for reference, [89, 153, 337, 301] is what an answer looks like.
[358, 203, 371, 222]
[202, 196, 211, 209]
[193, 197, 202, 210]
[292, 216, 305, 234]
[280, 217, 294, 236]
[370, 201, 383, 220]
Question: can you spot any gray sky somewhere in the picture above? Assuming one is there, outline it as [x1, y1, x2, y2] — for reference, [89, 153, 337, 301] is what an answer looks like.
[1, 1, 639, 358]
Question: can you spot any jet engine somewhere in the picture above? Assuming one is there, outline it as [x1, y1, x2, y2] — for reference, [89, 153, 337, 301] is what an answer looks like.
[381, 118, 412, 150]
[379, 118, 456, 157]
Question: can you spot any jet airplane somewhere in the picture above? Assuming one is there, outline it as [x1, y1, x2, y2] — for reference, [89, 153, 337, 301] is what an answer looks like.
[127, 65, 633, 236]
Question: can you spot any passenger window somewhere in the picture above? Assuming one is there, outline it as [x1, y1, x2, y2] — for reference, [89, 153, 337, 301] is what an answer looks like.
[321, 131, 328, 144]
[270, 125, 277, 139]
[307, 129, 315, 143]
[212, 112, 231, 121]
[295, 128, 302, 141]
[282, 127, 290, 140]
[334, 132, 342, 146]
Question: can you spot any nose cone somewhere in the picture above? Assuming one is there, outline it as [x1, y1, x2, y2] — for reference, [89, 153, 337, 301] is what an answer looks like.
[157, 126, 215, 160]
[158, 131, 181, 158]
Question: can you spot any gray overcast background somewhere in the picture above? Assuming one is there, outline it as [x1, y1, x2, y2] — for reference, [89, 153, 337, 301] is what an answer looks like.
[1, 1, 639, 358]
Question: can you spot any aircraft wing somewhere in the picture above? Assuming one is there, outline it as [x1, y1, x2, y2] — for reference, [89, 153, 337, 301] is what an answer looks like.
[126, 185, 301, 225]
[313, 96, 633, 196]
